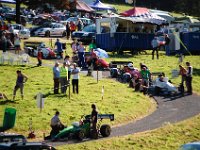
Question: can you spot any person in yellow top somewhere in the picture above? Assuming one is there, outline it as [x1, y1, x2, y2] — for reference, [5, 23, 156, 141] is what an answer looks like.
[60, 62, 68, 94]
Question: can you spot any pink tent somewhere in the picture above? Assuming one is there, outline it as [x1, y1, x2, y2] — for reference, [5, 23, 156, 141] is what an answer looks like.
[120, 7, 149, 17]
[76, 1, 95, 12]
[120, 7, 166, 25]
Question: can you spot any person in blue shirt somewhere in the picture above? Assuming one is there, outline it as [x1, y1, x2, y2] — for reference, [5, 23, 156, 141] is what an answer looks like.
[53, 62, 60, 94]
[151, 35, 159, 60]
[54, 38, 63, 59]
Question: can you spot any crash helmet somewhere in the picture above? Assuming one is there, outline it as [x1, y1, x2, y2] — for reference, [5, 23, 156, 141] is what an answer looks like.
[40, 43, 45, 48]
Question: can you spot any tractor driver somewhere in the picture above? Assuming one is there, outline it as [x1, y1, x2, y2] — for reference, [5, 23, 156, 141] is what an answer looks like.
[50, 111, 65, 134]
[91, 104, 98, 132]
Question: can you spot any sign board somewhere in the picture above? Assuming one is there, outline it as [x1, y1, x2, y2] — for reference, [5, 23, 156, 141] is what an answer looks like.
[92, 71, 103, 80]
[36, 93, 45, 111]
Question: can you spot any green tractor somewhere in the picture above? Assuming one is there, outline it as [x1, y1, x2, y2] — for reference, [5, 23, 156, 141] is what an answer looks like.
[50, 114, 114, 141]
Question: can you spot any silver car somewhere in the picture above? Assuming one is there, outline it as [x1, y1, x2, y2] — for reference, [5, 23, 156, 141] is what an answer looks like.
[11, 24, 30, 39]
[34, 23, 66, 37]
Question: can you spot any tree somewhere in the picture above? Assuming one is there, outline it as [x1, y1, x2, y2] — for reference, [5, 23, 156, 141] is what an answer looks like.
[23, 0, 72, 10]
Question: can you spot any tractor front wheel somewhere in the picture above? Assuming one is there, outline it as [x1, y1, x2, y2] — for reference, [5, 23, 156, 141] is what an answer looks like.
[77, 130, 85, 141]
[100, 124, 111, 137]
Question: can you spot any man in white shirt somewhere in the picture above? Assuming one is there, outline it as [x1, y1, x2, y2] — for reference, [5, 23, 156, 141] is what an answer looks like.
[71, 63, 80, 94]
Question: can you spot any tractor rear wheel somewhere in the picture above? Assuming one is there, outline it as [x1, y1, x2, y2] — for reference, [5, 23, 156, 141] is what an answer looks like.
[76, 130, 85, 141]
[100, 124, 111, 137]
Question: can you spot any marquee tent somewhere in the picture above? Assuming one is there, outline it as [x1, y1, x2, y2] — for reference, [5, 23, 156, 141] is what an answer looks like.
[120, 7, 167, 25]
[76, 1, 94, 12]
[89, 0, 115, 11]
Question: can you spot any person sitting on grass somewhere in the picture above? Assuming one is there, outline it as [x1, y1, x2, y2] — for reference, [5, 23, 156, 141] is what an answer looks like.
[132, 74, 142, 92]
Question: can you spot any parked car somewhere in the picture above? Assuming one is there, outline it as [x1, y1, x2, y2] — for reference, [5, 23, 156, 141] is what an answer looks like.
[30, 22, 52, 36]
[0, 142, 56, 150]
[71, 24, 96, 44]
[61, 17, 93, 26]
[11, 24, 30, 39]
[0, 133, 27, 143]
[34, 23, 66, 37]
[179, 142, 200, 150]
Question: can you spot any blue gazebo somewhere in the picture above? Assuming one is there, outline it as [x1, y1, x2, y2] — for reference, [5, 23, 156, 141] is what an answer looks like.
[89, 0, 115, 11]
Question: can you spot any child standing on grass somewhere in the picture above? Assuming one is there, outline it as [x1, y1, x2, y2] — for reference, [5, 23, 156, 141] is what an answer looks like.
[37, 49, 42, 66]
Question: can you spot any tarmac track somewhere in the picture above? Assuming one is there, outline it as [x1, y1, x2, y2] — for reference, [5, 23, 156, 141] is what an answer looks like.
[46, 93, 200, 147]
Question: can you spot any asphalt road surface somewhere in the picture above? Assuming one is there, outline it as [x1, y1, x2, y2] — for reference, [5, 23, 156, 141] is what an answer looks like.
[46, 93, 200, 147]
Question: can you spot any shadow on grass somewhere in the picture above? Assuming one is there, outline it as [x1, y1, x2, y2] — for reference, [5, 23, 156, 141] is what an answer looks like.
[41, 92, 68, 98]
[0, 100, 18, 105]
[87, 82, 98, 85]
[193, 68, 200, 76]
[23, 65, 40, 70]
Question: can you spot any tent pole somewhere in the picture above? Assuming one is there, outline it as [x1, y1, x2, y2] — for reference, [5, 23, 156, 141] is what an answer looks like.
[134, 0, 136, 8]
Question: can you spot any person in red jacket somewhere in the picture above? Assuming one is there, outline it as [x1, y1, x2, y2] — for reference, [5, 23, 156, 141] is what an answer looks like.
[37, 49, 42, 66]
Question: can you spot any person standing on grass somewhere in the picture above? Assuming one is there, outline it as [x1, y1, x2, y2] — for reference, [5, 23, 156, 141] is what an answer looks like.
[37, 48, 42, 66]
[14, 33, 21, 54]
[1, 31, 8, 53]
[71, 63, 80, 94]
[151, 35, 159, 60]
[179, 65, 187, 85]
[13, 70, 28, 100]
[91, 104, 98, 138]
[53, 62, 60, 94]
[64, 55, 71, 83]
[77, 41, 86, 68]
[60, 62, 68, 94]
[54, 38, 63, 59]
[66, 22, 71, 40]
[185, 62, 193, 94]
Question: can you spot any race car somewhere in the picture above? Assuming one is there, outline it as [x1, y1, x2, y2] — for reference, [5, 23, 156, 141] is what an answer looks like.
[33, 47, 56, 59]
[24, 42, 56, 59]
[45, 114, 114, 141]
